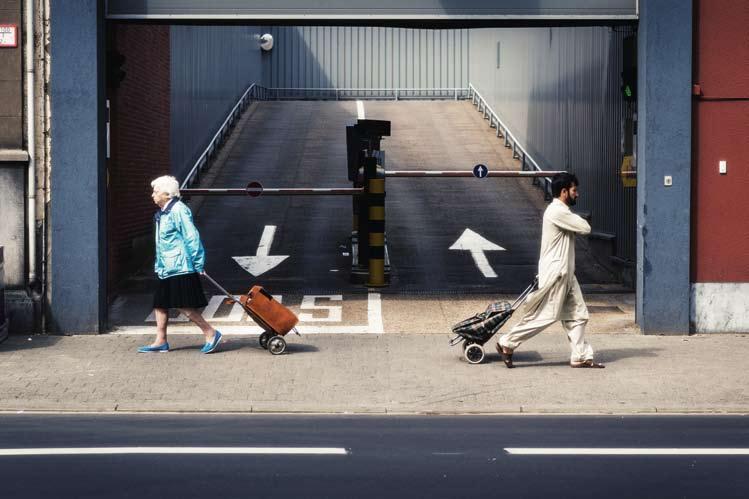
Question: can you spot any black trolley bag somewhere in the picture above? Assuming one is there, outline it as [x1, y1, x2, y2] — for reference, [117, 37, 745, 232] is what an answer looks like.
[449, 278, 538, 364]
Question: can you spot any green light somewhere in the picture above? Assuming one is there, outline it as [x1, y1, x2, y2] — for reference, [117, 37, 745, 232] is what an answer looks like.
[624, 85, 632, 98]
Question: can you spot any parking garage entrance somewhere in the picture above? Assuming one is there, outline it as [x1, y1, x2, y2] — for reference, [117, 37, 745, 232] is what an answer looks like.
[104, 8, 639, 334]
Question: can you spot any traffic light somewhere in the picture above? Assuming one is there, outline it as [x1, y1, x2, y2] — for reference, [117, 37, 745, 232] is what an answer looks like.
[621, 35, 637, 101]
[107, 49, 126, 88]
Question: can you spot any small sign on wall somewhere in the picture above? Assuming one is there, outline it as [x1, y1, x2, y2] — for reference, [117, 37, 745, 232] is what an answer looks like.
[0, 25, 18, 48]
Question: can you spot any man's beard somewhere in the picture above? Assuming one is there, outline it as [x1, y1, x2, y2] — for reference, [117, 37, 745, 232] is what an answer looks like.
[566, 197, 577, 206]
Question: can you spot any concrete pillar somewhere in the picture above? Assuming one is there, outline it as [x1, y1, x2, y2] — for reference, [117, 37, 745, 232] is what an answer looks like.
[48, 1, 106, 332]
[636, 0, 692, 334]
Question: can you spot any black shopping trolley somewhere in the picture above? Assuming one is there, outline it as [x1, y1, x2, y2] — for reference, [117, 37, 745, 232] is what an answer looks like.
[449, 279, 538, 364]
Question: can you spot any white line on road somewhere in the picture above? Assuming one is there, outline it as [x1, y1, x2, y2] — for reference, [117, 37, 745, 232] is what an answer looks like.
[368, 292, 383, 334]
[505, 448, 749, 456]
[0, 447, 348, 457]
[356, 100, 365, 119]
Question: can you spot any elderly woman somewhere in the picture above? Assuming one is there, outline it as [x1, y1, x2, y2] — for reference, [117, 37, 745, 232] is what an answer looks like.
[137, 175, 222, 354]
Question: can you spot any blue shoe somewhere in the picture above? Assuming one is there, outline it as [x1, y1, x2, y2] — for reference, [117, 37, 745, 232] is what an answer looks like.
[201, 331, 222, 354]
[137, 342, 169, 353]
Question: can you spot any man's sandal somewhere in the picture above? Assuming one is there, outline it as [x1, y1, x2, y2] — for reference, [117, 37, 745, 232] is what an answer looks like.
[496, 344, 514, 369]
[570, 359, 605, 368]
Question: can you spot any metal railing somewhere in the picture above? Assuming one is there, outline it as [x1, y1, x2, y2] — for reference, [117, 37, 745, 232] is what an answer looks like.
[181, 83, 549, 193]
[385, 170, 565, 178]
[468, 83, 553, 198]
[180, 83, 272, 189]
[182, 186, 364, 197]
[269, 87, 470, 101]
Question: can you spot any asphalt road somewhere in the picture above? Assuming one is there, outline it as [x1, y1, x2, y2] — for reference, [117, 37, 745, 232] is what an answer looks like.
[1, 414, 747, 498]
[187, 100, 616, 295]
[109, 100, 622, 328]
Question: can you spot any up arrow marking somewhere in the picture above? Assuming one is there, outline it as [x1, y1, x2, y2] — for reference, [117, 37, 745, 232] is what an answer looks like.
[232, 225, 289, 277]
[449, 228, 506, 278]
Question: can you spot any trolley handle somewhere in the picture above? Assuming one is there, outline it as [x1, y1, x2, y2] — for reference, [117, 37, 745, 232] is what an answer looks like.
[200, 271, 238, 303]
[510, 277, 539, 310]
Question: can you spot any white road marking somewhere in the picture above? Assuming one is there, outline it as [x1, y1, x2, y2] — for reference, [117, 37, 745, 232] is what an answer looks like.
[356, 100, 365, 119]
[504, 448, 749, 456]
[137, 293, 384, 334]
[298, 295, 343, 322]
[449, 228, 506, 278]
[232, 225, 289, 277]
[144, 310, 189, 322]
[119, 325, 374, 335]
[367, 292, 383, 334]
[0, 447, 348, 457]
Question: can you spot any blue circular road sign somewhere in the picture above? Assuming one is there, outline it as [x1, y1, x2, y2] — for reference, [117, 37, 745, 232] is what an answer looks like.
[473, 164, 489, 178]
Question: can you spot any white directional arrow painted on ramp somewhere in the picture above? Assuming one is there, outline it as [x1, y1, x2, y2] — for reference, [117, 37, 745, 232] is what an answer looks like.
[233, 225, 289, 277]
[449, 228, 506, 278]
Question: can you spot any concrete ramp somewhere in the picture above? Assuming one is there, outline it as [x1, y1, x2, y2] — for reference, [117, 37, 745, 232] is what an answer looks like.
[110, 100, 622, 330]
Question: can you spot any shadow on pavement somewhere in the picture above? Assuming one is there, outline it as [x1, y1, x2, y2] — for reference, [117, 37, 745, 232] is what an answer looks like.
[499, 347, 660, 368]
[0, 334, 64, 352]
[595, 347, 661, 363]
[284, 343, 319, 354]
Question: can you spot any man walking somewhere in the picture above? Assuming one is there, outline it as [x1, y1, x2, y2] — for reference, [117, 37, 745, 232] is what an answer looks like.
[497, 172, 604, 369]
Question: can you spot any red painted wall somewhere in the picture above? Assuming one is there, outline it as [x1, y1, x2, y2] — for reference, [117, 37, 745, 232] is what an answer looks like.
[107, 24, 171, 294]
[691, 0, 749, 282]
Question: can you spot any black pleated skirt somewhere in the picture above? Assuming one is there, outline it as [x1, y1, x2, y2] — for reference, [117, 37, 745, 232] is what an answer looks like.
[152, 272, 208, 309]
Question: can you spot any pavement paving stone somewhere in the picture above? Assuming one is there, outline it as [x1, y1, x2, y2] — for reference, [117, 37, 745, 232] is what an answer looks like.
[1, 331, 747, 414]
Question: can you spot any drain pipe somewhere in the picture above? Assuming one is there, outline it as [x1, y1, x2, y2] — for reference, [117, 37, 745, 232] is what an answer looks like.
[25, 0, 38, 291]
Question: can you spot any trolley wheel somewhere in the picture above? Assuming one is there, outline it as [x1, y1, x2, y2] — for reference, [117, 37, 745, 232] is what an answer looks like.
[268, 336, 287, 355]
[259, 331, 271, 350]
[463, 343, 485, 364]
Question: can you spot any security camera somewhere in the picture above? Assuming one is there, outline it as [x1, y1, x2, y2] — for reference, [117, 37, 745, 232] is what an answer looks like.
[259, 34, 273, 51]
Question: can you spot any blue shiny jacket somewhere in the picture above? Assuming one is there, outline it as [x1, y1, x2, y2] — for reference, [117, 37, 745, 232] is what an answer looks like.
[154, 198, 205, 279]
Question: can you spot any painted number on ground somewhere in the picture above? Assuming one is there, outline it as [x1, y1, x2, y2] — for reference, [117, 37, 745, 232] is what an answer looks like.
[144, 293, 383, 334]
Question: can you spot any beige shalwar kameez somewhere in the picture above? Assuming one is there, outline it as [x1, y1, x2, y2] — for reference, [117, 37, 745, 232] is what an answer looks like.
[498, 198, 595, 363]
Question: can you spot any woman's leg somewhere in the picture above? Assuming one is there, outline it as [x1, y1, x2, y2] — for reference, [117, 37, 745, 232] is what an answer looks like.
[178, 308, 217, 342]
[153, 308, 169, 346]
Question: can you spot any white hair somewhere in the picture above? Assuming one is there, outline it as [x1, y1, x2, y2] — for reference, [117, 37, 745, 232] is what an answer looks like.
[151, 175, 181, 199]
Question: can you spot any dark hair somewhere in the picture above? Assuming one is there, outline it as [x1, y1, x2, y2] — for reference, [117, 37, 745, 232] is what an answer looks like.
[551, 172, 579, 198]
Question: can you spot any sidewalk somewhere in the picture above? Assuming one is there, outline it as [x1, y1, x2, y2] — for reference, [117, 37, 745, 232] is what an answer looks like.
[1, 329, 747, 414]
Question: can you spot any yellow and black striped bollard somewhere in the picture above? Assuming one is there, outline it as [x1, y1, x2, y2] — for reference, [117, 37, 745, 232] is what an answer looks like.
[366, 159, 386, 287]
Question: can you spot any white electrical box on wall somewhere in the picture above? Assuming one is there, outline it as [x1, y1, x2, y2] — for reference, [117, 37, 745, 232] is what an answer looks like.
[0, 24, 18, 48]
[719, 160, 727, 174]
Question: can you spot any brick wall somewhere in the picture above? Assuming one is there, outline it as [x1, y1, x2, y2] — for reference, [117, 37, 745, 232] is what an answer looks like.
[107, 24, 170, 293]
[691, 0, 749, 282]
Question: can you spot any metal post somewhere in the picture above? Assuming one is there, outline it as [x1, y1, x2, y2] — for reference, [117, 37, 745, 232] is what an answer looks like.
[0, 247, 7, 343]
[366, 161, 386, 287]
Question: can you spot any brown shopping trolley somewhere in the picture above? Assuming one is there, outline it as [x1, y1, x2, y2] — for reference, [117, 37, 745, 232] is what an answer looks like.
[202, 272, 300, 355]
